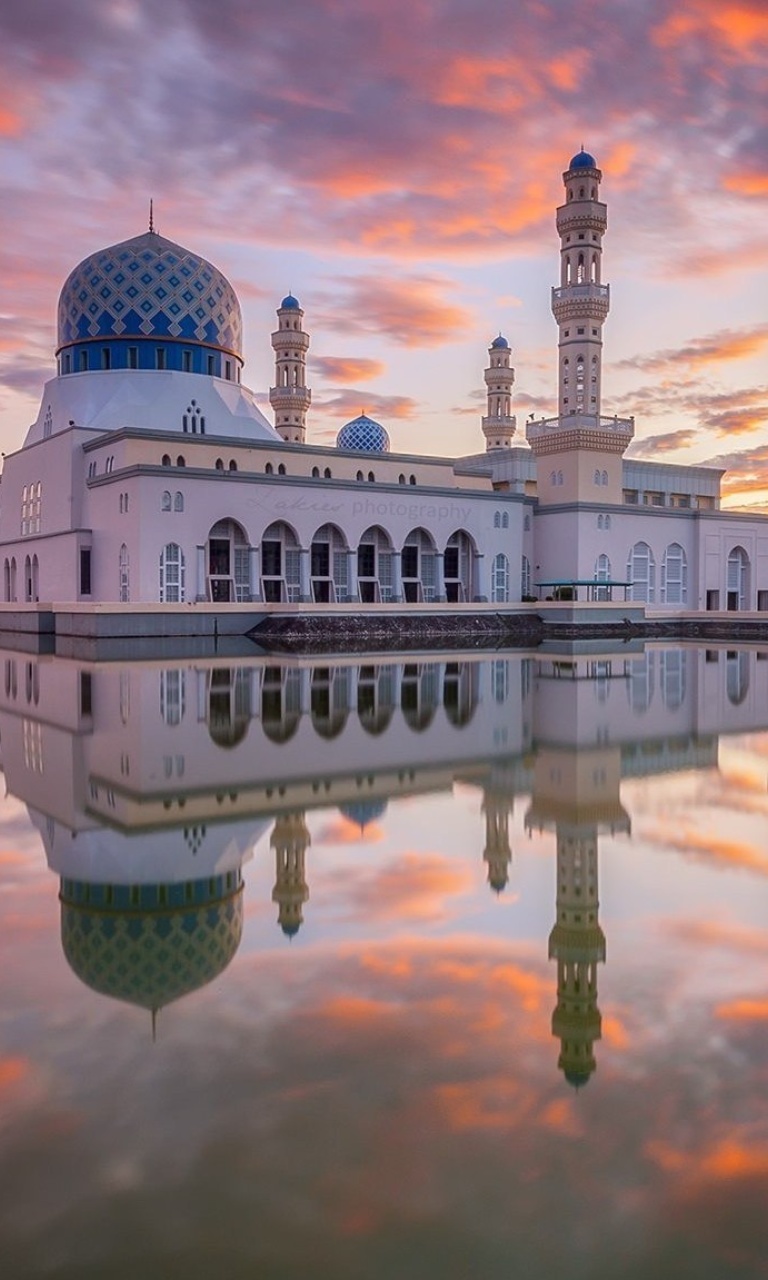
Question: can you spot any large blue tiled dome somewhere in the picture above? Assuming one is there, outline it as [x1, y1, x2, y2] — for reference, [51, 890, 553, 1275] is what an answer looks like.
[56, 230, 243, 376]
[336, 413, 390, 452]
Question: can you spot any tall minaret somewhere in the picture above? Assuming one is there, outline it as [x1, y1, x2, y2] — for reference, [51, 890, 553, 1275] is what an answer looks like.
[482, 335, 516, 450]
[269, 294, 311, 444]
[526, 150, 634, 513]
[548, 825, 606, 1088]
[271, 811, 310, 937]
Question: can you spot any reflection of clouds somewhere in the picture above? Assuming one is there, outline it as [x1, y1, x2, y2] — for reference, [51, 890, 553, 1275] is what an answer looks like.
[643, 823, 768, 877]
[315, 853, 473, 923]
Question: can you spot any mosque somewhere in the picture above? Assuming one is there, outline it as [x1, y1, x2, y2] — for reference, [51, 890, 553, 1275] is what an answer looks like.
[1, 149, 766, 614]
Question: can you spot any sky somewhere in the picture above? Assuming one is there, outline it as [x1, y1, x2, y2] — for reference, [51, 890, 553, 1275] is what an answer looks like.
[1, 0, 767, 504]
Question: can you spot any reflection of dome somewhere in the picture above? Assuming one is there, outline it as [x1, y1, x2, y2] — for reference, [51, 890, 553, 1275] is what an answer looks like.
[60, 874, 243, 1011]
[338, 799, 389, 831]
[337, 414, 390, 453]
[280, 294, 300, 310]
[57, 230, 243, 371]
[564, 1068, 592, 1089]
[490, 335, 509, 349]
[569, 149, 596, 170]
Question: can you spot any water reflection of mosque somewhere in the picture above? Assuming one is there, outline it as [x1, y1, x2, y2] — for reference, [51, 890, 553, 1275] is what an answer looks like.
[2, 643, 767, 1080]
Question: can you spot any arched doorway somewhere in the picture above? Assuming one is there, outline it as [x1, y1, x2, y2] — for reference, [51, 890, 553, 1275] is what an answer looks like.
[401, 662, 439, 730]
[261, 522, 301, 603]
[207, 668, 251, 748]
[726, 546, 750, 611]
[444, 530, 474, 602]
[206, 519, 251, 602]
[310, 523, 348, 602]
[310, 666, 350, 737]
[357, 664, 396, 734]
[401, 528, 437, 603]
[261, 666, 302, 741]
[357, 526, 394, 602]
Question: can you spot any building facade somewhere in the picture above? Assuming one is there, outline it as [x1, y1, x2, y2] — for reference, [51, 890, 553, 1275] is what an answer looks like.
[1, 151, 766, 613]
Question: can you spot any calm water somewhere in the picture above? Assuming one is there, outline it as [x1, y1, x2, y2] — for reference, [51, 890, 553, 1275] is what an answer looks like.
[1, 644, 767, 1278]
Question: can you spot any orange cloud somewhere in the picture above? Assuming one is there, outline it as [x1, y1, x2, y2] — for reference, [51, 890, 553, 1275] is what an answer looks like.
[724, 172, 768, 197]
[662, 917, 768, 956]
[344, 853, 474, 923]
[715, 998, 768, 1022]
[435, 1075, 527, 1132]
[317, 995, 399, 1026]
[315, 274, 473, 348]
[539, 1096, 583, 1137]
[647, 1137, 768, 1183]
[311, 356, 386, 383]
[646, 823, 768, 877]
[0, 1056, 28, 1093]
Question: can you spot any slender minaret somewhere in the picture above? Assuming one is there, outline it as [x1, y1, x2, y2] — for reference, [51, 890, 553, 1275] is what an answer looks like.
[269, 294, 311, 444]
[271, 811, 310, 937]
[526, 150, 634, 511]
[482, 335, 516, 450]
[481, 766, 515, 893]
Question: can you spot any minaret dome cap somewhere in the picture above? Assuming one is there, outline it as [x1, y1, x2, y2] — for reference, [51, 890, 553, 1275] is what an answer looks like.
[569, 149, 597, 170]
[490, 335, 510, 349]
[280, 293, 301, 310]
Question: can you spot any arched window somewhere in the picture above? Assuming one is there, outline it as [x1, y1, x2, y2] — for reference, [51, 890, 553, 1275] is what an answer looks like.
[594, 553, 611, 601]
[577, 253, 586, 283]
[726, 546, 750, 611]
[119, 544, 130, 602]
[174, 491, 184, 512]
[311, 466, 320, 478]
[229, 460, 237, 472]
[520, 554, 531, 598]
[176, 455, 185, 467]
[502, 512, 509, 529]
[594, 469, 601, 485]
[324, 467, 332, 479]
[215, 458, 224, 471]
[523, 514, 531, 531]
[24, 555, 32, 602]
[265, 462, 273, 475]
[409, 475, 417, 485]
[162, 454, 171, 467]
[557, 471, 564, 486]
[159, 543, 185, 603]
[356, 470, 364, 482]
[277, 463, 286, 476]
[550, 471, 556, 485]
[398, 474, 406, 485]
[626, 541, 656, 602]
[367, 471, 375, 483]
[494, 511, 500, 529]
[597, 514, 603, 529]
[491, 553, 509, 603]
[605, 514, 611, 530]
[661, 543, 687, 604]
[3, 559, 9, 602]
[726, 650, 749, 704]
[161, 490, 172, 511]
[601, 470, 608, 485]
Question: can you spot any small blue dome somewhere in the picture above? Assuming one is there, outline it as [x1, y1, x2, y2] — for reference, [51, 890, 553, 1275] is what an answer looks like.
[491, 335, 509, 349]
[569, 149, 596, 170]
[338, 799, 389, 831]
[337, 414, 390, 453]
[281, 294, 300, 310]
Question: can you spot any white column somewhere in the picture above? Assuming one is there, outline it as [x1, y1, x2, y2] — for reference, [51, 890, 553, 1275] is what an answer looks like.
[391, 549, 403, 603]
[299, 548, 311, 602]
[196, 545, 206, 601]
[249, 546, 261, 601]
[434, 551, 446, 603]
[346, 548, 359, 602]
[473, 553, 488, 602]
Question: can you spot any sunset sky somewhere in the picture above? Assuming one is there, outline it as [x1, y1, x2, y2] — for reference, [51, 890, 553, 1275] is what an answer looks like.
[1, 1, 766, 503]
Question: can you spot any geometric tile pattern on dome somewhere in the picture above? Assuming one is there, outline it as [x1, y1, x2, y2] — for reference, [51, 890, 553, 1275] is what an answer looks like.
[61, 889, 244, 1010]
[337, 414, 391, 453]
[57, 231, 242, 356]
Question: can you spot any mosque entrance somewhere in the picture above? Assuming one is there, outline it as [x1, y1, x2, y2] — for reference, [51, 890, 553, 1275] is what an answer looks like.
[206, 520, 250, 602]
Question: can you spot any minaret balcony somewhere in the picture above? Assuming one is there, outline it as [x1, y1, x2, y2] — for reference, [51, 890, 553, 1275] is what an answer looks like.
[482, 414, 516, 431]
[270, 329, 310, 351]
[526, 412, 634, 452]
[269, 386, 312, 406]
[552, 283, 610, 323]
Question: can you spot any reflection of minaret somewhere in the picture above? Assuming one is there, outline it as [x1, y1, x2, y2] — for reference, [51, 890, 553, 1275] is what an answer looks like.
[548, 826, 605, 1087]
[481, 766, 515, 893]
[526, 744, 629, 1087]
[271, 812, 310, 937]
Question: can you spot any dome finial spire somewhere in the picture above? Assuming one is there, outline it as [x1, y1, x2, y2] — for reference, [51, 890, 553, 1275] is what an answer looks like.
[149, 199, 155, 234]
